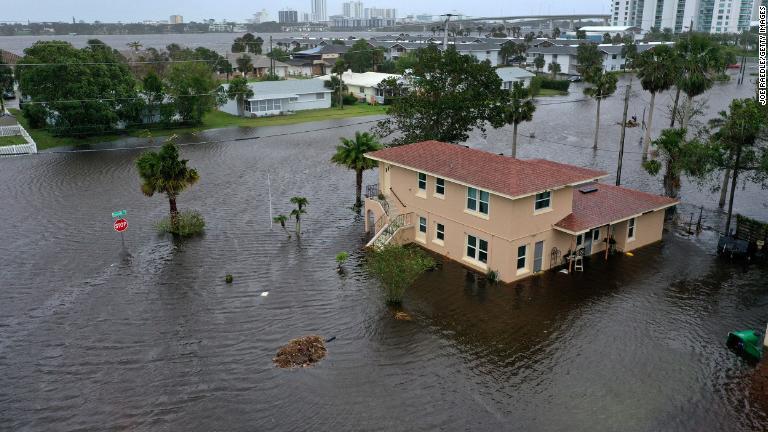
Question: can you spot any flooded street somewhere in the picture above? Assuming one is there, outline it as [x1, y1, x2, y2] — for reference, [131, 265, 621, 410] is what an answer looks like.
[1, 76, 768, 431]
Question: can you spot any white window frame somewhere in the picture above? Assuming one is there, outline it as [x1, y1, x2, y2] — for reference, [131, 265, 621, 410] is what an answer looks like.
[417, 172, 427, 197]
[465, 234, 489, 267]
[627, 217, 636, 241]
[434, 222, 445, 245]
[466, 187, 489, 218]
[517, 244, 528, 274]
[434, 177, 445, 198]
[534, 191, 552, 213]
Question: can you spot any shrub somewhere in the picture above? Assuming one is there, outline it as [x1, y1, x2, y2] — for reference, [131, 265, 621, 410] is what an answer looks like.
[155, 210, 206, 237]
[486, 269, 499, 283]
[366, 244, 435, 304]
[336, 252, 349, 265]
[21, 103, 48, 129]
[539, 78, 571, 92]
[225, 274, 233, 283]
[343, 94, 358, 105]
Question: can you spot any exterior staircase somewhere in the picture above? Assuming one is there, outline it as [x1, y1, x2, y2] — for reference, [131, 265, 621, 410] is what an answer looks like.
[365, 185, 413, 249]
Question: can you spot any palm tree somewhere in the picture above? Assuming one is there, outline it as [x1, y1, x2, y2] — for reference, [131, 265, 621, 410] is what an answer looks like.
[273, 214, 291, 238]
[583, 71, 618, 149]
[332, 59, 347, 110]
[674, 34, 720, 132]
[136, 142, 200, 227]
[499, 41, 517, 65]
[226, 76, 254, 117]
[236, 54, 252, 78]
[548, 61, 561, 79]
[552, 27, 561, 38]
[476, 25, 484, 37]
[331, 132, 383, 210]
[127, 41, 143, 52]
[636, 44, 678, 160]
[290, 197, 308, 236]
[504, 81, 536, 158]
[534, 55, 545, 73]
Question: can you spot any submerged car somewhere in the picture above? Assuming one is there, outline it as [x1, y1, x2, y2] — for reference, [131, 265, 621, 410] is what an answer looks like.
[568, 75, 582, 82]
[2, 89, 15, 99]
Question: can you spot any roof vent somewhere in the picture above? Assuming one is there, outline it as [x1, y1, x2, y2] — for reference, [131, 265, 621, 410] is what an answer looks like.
[579, 185, 598, 194]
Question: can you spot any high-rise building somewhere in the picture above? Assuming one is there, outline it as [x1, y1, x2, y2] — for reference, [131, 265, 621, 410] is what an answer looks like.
[364, 7, 396, 20]
[253, 9, 270, 23]
[610, 0, 755, 33]
[301, 12, 311, 22]
[342, 1, 364, 18]
[169, 15, 183, 24]
[312, 0, 328, 22]
[279, 9, 299, 23]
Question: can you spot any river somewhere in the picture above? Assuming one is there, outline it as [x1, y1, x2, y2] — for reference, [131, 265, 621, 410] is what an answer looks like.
[1, 53, 767, 430]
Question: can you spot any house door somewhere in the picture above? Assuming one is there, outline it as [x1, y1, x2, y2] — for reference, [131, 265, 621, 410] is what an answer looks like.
[584, 231, 593, 255]
[533, 241, 544, 273]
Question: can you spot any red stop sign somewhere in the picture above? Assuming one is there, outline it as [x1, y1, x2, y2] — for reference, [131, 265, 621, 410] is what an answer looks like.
[114, 218, 128, 232]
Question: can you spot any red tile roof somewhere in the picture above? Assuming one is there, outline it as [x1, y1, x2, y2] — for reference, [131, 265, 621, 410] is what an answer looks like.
[366, 141, 607, 198]
[555, 183, 679, 233]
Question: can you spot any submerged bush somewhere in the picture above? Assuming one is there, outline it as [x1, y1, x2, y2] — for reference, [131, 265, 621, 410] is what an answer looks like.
[225, 274, 233, 284]
[155, 210, 205, 237]
[366, 244, 435, 304]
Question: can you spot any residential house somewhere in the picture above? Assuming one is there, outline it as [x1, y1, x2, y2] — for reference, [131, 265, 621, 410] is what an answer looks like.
[526, 45, 580, 75]
[293, 44, 351, 64]
[283, 58, 328, 77]
[219, 79, 332, 117]
[496, 67, 536, 89]
[225, 53, 290, 78]
[318, 70, 403, 104]
[363, 141, 677, 283]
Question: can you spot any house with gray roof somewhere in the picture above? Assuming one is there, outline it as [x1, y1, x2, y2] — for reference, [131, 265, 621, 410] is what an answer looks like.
[496, 67, 536, 89]
[219, 79, 332, 117]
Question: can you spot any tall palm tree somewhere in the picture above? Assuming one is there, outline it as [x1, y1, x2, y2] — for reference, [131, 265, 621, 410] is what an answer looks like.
[290, 197, 308, 237]
[636, 44, 678, 160]
[226, 76, 254, 117]
[127, 41, 143, 52]
[136, 142, 199, 227]
[331, 132, 383, 210]
[236, 54, 252, 78]
[674, 34, 719, 132]
[332, 59, 347, 110]
[504, 81, 536, 158]
[499, 42, 516, 65]
[584, 71, 618, 149]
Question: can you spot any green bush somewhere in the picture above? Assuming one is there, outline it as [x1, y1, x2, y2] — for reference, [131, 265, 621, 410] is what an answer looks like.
[343, 94, 358, 105]
[539, 78, 571, 92]
[156, 210, 206, 237]
[225, 274, 233, 283]
[366, 244, 435, 304]
[21, 103, 48, 129]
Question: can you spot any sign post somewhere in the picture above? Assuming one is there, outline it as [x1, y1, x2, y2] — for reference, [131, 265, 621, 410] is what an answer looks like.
[112, 210, 128, 250]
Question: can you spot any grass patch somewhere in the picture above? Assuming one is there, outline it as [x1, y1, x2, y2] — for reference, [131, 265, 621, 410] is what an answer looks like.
[536, 88, 569, 97]
[155, 210, 205, 237]
[11, 104, 387, 150]
[0, 135, 28, 146]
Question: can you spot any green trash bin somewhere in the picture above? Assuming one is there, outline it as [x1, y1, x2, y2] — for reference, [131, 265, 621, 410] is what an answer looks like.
[726, 330, 763, 361]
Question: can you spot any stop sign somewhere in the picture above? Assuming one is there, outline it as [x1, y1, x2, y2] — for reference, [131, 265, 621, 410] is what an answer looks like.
[114, 218, 128, 232]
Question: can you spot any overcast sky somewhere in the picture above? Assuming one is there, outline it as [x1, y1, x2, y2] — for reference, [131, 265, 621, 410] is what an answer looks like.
[4, 0, 609, 23]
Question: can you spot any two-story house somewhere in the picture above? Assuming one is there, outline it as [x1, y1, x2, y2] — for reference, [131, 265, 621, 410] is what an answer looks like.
[363, 141, 678, 283]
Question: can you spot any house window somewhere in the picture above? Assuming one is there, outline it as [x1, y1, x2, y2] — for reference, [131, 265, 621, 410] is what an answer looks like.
[419, 216, 427, 234]
[316, 92, 325, 99]
[436, 223, 445, 241]
[244, 100, 252, 112]
[418, 172, 427, 191]
[628, 218, 636, 240]
[467, 187, 489, 215]
[517, 244, 527, 270]
[435, 178, 445, 196]
[466, 235, 489, 263]
[576, 234, 584, 247]
[592, 228, 600, 241]
[534, 191, 551, 211]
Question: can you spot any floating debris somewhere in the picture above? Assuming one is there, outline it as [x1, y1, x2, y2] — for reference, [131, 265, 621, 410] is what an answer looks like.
[261, 291, 269, 297]
[625, 252, 634, 257]
[225, 274, 233, 284]
[273, 336, 327, 368]
[394, 311, 413, 321]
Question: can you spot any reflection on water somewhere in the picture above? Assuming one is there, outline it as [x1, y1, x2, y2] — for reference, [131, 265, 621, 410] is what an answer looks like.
[0, 84, 767, 431]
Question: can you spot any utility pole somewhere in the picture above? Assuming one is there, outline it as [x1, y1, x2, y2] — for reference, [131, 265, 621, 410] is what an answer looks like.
[269, 35, 274, 77]
[724, 123, 746, 235]
[616, 79, 632, 186]
[441, 14, 454, 51]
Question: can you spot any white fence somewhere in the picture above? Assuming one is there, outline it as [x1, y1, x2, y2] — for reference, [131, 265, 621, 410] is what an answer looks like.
[0, 124, 38, 156]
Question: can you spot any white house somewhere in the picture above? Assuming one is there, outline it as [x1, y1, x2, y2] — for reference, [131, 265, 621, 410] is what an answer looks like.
[526, 45, 579, 75]
[319, 70, 403, 104]
[219, 79, 332, 117]
[496, 67, 536, 89]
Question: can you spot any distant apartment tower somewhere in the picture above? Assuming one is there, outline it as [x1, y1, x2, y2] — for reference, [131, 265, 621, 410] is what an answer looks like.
[279, 9, 299, 23]
[364, 7, 396, 19]
[342, 1, 364, 18]
[312, 0, 328, 21]
[253, 9, 270, 23]
[169, 15, 183, 24]
[611, 0, 756, 33]
[301, 12, 312, 22]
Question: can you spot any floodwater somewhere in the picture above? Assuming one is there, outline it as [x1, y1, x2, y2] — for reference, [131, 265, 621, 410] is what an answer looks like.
[1, 76, 768, 430]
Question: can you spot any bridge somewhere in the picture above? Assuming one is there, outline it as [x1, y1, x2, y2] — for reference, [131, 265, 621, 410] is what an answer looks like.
[444, 14, 611, 29]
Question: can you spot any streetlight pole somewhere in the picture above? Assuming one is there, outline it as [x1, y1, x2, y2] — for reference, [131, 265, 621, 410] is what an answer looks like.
[616, 79, 632, 186]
